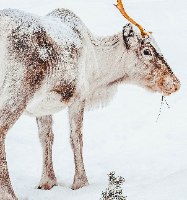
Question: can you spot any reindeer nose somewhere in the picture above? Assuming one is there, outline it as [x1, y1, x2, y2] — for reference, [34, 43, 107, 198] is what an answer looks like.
[173, 79, 181, 92]
[165, 80, 173, 89]
[163, 77, 180, 95]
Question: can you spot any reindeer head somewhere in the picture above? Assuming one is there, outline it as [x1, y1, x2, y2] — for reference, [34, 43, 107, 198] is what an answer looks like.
[115, 0, 180, 96]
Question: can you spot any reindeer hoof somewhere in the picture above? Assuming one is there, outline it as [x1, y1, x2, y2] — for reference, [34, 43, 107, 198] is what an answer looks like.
[37, 179, 57, 190]
[37, 183, 56, 190]
[71, 177, 89, 190]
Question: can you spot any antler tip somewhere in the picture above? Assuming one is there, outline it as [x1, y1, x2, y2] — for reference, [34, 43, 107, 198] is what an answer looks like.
[114, 0, 150, 38]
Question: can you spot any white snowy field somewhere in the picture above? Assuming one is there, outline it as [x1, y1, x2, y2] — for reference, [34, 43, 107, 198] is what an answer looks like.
[0, 0, 187, 199]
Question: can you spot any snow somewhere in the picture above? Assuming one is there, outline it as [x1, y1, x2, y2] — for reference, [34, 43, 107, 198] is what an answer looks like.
[0, 0, 187, 199]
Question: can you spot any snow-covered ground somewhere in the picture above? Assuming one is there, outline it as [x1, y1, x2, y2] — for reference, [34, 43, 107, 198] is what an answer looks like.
[1, 0, 187, 199]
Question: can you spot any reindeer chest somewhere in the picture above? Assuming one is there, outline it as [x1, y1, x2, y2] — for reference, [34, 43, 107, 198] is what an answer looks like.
[85, 84, 117, 109]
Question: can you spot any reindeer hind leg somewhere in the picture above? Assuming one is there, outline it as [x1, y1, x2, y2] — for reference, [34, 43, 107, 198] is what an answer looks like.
[0, 82, 35, 199]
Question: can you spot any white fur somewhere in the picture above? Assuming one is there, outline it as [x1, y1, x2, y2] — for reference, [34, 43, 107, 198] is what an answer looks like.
[0, 8, 180, 199]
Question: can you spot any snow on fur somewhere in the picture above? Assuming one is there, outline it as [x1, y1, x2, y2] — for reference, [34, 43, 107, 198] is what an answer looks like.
[0, 4, 181, 200]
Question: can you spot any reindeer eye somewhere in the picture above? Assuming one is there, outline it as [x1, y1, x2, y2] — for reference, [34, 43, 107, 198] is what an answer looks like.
[143, 49, 152, 56]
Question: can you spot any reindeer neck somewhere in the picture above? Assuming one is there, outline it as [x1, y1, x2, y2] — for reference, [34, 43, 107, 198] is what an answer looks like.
[90, 32, 129, 87]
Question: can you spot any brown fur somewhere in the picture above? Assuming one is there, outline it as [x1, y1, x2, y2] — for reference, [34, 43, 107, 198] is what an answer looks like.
[8, 27, 60, 89]
[52, 81, 76, 103]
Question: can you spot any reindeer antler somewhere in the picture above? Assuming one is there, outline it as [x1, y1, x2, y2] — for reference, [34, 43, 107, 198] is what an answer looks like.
[114, 0, 150, 37]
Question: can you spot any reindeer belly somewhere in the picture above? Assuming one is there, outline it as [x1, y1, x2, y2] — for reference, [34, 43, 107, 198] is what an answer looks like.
[24, 91, 66, 117]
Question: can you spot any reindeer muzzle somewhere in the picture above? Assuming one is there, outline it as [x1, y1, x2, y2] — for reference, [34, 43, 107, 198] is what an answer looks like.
[161, 77, 180, 96]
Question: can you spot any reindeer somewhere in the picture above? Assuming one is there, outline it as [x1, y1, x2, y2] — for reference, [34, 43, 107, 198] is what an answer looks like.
[0, 0, 180, 199]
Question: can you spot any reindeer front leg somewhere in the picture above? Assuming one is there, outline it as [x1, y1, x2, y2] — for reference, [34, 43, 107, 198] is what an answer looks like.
[68, 100, 88, 190]
[36, 115, 57, 190]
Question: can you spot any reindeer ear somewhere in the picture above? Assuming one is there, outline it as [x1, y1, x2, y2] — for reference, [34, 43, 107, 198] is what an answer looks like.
[123, 23, 138, 49]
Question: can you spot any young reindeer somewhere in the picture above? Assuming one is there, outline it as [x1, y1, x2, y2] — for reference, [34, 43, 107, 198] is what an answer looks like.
[0, 0, 180, 199]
